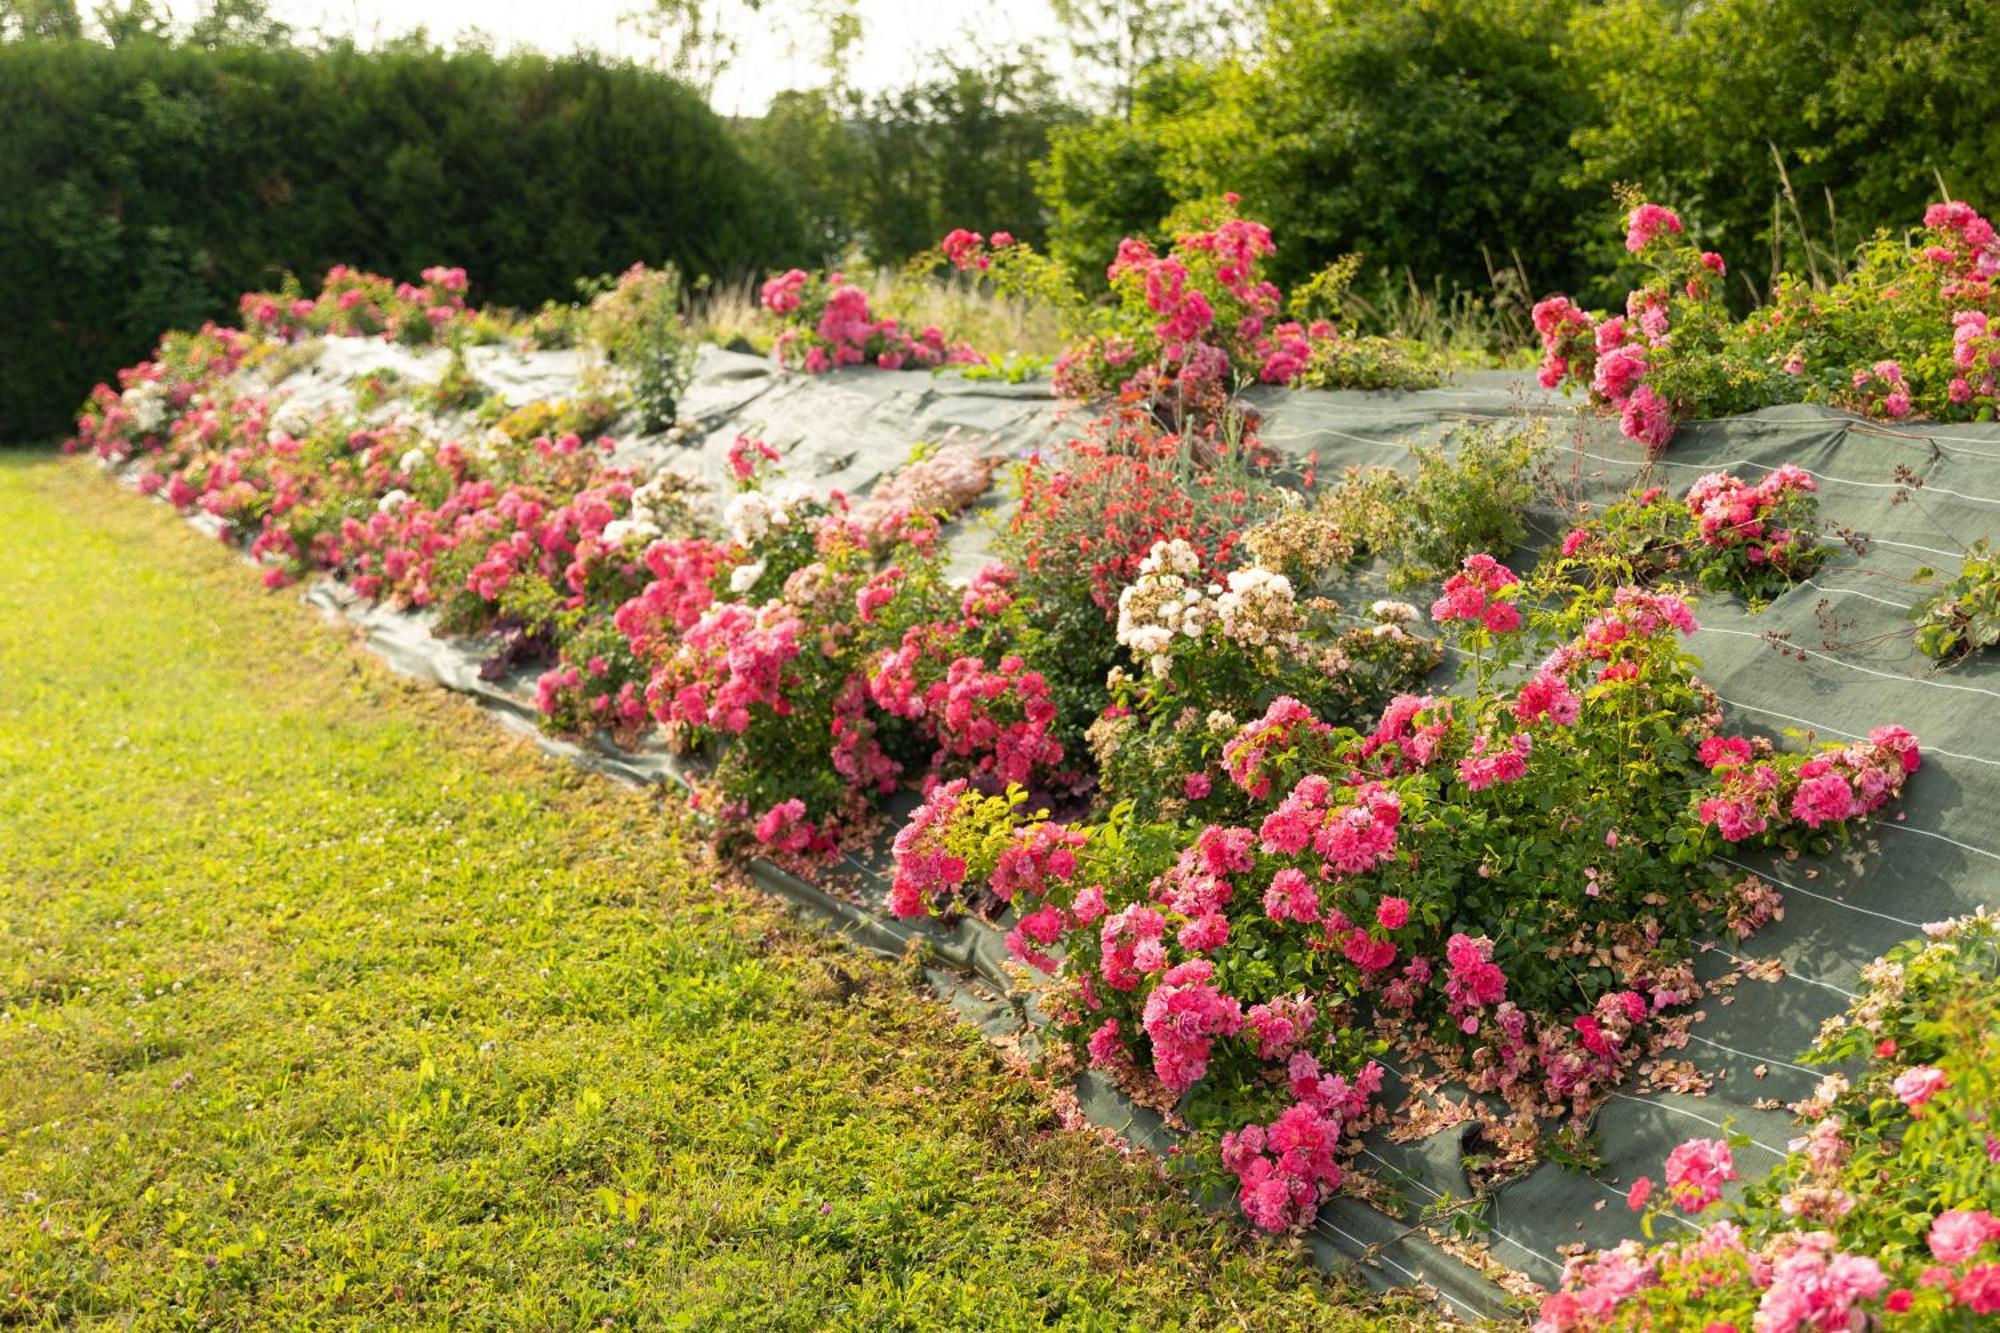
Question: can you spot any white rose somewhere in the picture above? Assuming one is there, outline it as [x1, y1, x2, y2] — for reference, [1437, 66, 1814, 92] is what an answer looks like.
[729, 559, 767, 593]
[377, 489, 411, 513]
[724, 492, 772, 546]
[601, 518, 660, 547]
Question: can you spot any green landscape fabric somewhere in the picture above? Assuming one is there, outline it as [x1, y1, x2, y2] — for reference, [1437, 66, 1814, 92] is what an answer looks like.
[279, 351, 1999, 1303]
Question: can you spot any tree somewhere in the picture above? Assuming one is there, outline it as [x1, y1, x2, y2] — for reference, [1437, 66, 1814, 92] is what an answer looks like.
[94, 0, 168, 45]
[1049, 0, 1250, 117]
[1037, 0, 1599, 299]
[851, 46, 1083, 260]
[622, 0, 859, 101]
[1568, 0, 2000, 299]
[0, 0, 82, 40]
[184, 0, 289, 48]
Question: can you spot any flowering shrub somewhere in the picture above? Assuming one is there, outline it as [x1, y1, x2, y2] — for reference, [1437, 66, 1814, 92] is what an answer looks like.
[937, 200, 1441, 420]
[889, 556, 1921, 1232]
[1536, 194, 2000, 450]
[1537, 911, 2000, 1331]
[238, 265, 478, 347]
[583, 263, 698, 433]
[1556, 465, 1828, 604]
[70, 323, 253, 462]
[844, 436, 997, 547]
[1000, 405, 1289, 749]
[1089, 537, 1441, 821]
[639, 499, 953, 851]
[1911, 538, 2000, 662]
[758, 267, 983, 373]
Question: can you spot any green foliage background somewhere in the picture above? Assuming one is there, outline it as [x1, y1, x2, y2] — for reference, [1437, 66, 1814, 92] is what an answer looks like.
[0, 38, 804, 439]
[1032, 0, 2000, 306]
[9, 0, 2000, 439]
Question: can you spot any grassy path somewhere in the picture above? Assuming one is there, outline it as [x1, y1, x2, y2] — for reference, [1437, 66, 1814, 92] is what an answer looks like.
[0, 457, 1436, 1330]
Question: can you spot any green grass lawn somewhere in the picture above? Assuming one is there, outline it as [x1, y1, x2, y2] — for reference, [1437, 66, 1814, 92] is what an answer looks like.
[0, 457, 1440, 1330]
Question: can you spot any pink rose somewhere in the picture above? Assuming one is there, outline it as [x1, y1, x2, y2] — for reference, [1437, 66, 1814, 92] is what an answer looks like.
[1893, 1065, 1947, 1110]
[1930, 1209, 2000, 1264]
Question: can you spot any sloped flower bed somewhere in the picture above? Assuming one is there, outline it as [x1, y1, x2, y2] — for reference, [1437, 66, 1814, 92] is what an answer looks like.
[69, 254, 1993, 1320]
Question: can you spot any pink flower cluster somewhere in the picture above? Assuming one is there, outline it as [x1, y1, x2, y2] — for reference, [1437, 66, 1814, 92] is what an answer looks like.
[238, 264, 474, 344]
[1625, 203, 1685, 253]
[1949, 309, 2000, 405]
[1850, 358, 1913, 420]
[1443, 932, 1508, 1034]
[1685, 464, 1819, 567]
[1663, 1137, 1739, 1213]
[761, 269, 983, 373]
[648, 600, 805, 734]
[1532, 295, 1594, 390]
[1536, 1221, 1927, 1333]
[1141, 958, 1244, 1094]
[1695, 725, 1920, 843]
[990, 820, 1087, 906]
[1256, 776, 1403, 882]
[1221, 695, 1332, 799]
[1458, 731, 1532, 792]
[1930, 1209, 2000, 1265]
[886, 779, 971, 918]
[938, 227, 1016, 271]
[753, 798, 836, 861]
[727, 434, 782, 483]
[1430, 553, 1522, 633]
[1532, 216, 1689, 451]
[1356, 692, 1452, 774]
[1219, 1056, 1382, 1232]
[611, 538, 732, 657]
[1515, 669, 1582, 726]
[870, 649, 1067, 790]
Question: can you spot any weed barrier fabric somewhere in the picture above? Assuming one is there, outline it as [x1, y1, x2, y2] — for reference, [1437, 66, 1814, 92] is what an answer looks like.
[205, 345, 1997, 1310]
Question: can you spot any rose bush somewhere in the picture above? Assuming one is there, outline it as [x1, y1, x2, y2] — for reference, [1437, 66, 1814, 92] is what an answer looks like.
[1538, 911, 2000, 1331]
[761, 201, 1441, 424]
[757, 266, 984, 373]
[889, 555, 1920, 1233]
[1535, 194, 2000, 450]
[1556, 465, 1829, 605]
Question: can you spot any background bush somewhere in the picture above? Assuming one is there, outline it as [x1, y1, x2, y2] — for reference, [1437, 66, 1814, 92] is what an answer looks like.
[12, 0, 2000, 439]
[0, 37, 804, 439]
[1033, 0, 2000, 312]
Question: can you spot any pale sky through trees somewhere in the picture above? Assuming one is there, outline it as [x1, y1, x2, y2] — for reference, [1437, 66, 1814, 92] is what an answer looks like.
[153, 0, 1073, 114]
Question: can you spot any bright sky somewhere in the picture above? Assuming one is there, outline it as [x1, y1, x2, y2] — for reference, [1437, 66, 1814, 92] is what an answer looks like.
[154, 0, 1072, 116]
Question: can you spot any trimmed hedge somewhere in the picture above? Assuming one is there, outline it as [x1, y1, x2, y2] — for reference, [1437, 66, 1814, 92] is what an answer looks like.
[0, 39, 806, 440]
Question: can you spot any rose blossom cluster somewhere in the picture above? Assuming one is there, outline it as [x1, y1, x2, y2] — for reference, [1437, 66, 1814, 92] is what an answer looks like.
[1115, 538, 1305, 678]
[238, 264, 473, 345]
[760, 268, 983, 373]
[1695, 725, 1920, 844]
[886, 779, 972, 918]
[1685, 464, 1818, 565]
[1430, 552, 1523, 633]
[646, 600, 805, 735]
[1220, 1056, 1383, 1232]
[1531, 206, 1688, 452]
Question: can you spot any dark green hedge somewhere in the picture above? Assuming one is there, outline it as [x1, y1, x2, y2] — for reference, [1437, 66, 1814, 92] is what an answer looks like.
[0, 39, 806, 440]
